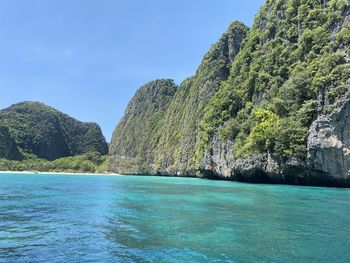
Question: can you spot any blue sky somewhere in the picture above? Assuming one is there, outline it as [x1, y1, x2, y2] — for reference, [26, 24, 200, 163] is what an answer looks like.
[0, 0, 264, 141]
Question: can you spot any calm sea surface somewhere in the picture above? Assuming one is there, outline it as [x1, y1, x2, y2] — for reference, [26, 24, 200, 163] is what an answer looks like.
[0, 173, 349, 263]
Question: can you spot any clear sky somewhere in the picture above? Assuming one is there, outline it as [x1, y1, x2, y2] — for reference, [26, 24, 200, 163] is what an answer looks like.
[0, 0, 264, 142]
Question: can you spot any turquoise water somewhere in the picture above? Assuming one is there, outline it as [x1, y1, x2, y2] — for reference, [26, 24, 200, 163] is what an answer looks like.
[0, 174, 350, 263]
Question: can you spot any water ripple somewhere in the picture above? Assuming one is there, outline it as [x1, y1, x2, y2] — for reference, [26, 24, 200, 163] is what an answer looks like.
[0, 173, 350, 262]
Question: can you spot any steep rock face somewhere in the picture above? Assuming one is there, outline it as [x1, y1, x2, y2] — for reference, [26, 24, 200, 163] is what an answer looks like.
[109, 79, 177, 174]
[0, 102, 108, 160]
[110, 0, 350, 186]
[153, 22, 249, 175]
[307, 89, 350, 183]
[199, 0, 350, 186]
[0, 125, 22, 160]
[108, 22, 248, 175]
[199, 132, 283, 183]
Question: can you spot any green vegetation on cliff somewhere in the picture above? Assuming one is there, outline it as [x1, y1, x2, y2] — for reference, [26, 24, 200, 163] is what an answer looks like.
[154, 22, 249, 174]
[109, 0, 350, 184]
[109, 22, 248, 174]
[198, 0, 350, 161]
[109, 79, 177, 174]
[0, 101, 108, 161]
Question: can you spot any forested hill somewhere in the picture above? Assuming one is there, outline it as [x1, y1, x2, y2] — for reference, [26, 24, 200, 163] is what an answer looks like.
[0, 101, 108, 161]
[109, 0, 350, 186]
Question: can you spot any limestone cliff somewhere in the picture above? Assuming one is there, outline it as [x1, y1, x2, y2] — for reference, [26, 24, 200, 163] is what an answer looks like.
[153, 21, 249, 176]
[108, 22, 248, 175]
[109, 79, 177, 174]
[307, 88, 350, 185]
[109, 0, 350, 186]
[198, 0, 350, 186]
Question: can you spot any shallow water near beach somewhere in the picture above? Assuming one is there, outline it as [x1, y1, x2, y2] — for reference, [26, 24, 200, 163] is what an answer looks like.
[0, 173, 350, 262]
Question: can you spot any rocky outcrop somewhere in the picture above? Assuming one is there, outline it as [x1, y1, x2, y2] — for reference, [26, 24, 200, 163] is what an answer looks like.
[199, 132, 286, 183]
[307, 88, 350, 184]
[198, 129, 350, 186]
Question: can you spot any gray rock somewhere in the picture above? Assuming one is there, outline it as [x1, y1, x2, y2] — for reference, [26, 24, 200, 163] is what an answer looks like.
[307, 89, 350, 180]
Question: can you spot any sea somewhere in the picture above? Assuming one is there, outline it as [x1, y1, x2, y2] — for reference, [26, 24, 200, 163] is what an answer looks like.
[0, 173, 349, 262]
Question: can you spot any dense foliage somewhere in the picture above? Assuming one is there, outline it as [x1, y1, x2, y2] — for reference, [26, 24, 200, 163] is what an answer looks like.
[0, 101, 108, 161]
[0, 151, 108, 173]
[198, 0, 350, 161]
